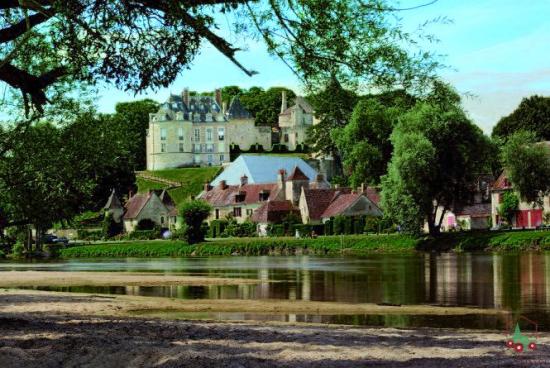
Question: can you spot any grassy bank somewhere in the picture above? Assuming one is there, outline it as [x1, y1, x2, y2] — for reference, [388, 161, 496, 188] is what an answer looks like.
[136, 167, 219, 204]
[422, 230, 550, 252]
[60, 235, 418, 258]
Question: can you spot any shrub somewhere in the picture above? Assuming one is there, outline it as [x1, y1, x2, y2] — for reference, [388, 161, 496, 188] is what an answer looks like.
[208, 219, 228, 238]
[0, 249, 5, 259]
[171, 223, 189, 241]
[44, 243, 62, 258]
[364, 216, 380, 233]
[498, 192, 519, 225]
[12, 242, 25, 258]
[73, 211, 104, 228]
[124, 229, 160, 240]
[179, 200, 212, 244]
[77, 229, 103, 241]
[221, 220, 257, 238]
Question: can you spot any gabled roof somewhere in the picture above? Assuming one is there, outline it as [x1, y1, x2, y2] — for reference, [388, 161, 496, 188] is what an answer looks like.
[302, 188, 352, 221]
[364, 187, 381, 206]
[201, 183, 281, 207]
[210, 155, 319, 186]
[227, 96, 253, 120]
[280, 96, 314, 116]
[104, 190, 123, 210]
[251, 200, 298, 224]
[492, 171, 512, 190]
[321, 193, 363, 219]
[123, 193, 151, 219]
[287, 166, 309, 181]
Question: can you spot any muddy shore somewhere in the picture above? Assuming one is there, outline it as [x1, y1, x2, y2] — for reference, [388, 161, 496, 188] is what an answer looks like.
[1, 289, 550, 367]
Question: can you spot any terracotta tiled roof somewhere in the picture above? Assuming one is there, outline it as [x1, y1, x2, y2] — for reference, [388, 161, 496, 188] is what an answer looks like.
[123, 193, 151, 219]
[455, 203, 491, 218]
[200, 183, 281, 207]
[251, 200, 299, 223]
[321, 193, 362, 219]
[287, 166, 309, 181]
[303, 188, 352, 221]
[492, 171, 512, 190]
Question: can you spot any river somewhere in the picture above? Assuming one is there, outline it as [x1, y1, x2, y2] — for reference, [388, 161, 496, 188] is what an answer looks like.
[2, 252, 550, 330]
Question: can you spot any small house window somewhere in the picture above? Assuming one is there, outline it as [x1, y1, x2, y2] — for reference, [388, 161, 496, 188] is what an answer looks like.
[161, 143, 166, 152]
[160, 128, 167, 141]
[284, 134, 289, 143]
[246, 209, 253, 216]
[233, 207, 242, 217]
[259, 191, 270, 201]
[215, 209, 220, 219]
[160, 216, 165, 224]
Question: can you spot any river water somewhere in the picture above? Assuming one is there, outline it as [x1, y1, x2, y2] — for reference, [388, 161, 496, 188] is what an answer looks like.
[2, 253, 550, 330]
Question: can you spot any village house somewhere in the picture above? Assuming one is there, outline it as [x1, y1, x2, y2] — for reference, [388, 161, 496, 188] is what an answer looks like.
[491, 171, 550, 228]
[105, 190, 178, 233]
[146, 89, 316, 170]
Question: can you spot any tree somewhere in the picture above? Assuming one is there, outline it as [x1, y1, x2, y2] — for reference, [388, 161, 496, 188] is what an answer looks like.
[500, 131, 550, 204]
[334, 93, 413, 186]
[221, 85, 243, 106]
[492, 96, 550, 140]
[1, 0, 439, 116]
[498, 192, 519, 225]
[240, 86, 296, 126]
[111, 99, 159, 170]
[381, 83, 492, 236]
[179, 200, 212, 244]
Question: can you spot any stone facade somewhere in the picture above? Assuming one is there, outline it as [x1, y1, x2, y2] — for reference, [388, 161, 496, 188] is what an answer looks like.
[146, 88, 316, 170]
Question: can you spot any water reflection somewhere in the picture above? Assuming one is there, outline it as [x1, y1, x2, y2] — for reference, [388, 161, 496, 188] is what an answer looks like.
[5, 252, 550, 329]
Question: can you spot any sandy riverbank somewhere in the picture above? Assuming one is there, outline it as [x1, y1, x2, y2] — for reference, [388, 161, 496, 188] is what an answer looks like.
[0, 271, 259, 287]
[1, 289, 550, 367]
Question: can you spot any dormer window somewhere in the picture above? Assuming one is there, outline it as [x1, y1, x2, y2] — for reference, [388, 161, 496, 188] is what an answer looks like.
[235, 191, 246, 203]
[259, 190, 270, 201]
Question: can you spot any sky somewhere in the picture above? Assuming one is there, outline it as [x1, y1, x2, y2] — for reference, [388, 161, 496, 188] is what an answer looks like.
[95, 0, 550, 134]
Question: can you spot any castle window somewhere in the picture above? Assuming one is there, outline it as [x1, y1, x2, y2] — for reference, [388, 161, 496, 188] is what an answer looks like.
[208, 154, 213, 165]
[194, 128, 200, 142]
[161, 143, 166, 152]
[178, 128, 184, 140]
[160, 128, 167, 141]
[179, 143, 184, 152]
[284, 134, 289, 143]
[206, 144, 214, 153]
[219, 154, 225, 162]
[218, 127, 225, 141]
[206, 128, 213, 141]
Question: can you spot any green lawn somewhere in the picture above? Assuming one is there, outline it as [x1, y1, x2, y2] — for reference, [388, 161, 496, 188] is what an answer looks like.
[136, 167, 220, 204]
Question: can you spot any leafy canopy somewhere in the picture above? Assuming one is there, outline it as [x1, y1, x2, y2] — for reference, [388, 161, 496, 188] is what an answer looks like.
[492, 96, 550, 141]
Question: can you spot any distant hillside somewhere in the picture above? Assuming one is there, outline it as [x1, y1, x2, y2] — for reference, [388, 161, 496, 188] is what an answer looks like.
[136, 167, 220, 204]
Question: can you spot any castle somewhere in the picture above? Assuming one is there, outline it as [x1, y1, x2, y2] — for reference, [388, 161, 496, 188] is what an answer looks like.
[146, 88, 315, 170]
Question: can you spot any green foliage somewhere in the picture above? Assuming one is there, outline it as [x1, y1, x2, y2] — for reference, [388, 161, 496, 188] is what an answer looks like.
[43, 243, 62, 258]
[179, 200, 212, 244]
[12, 242, 25, 259]
[492, 95, 550, 140]
[207, 220, 229, 238]
[170, 223, 189, 241]
[77, 229, 103, 241]
[60, 234, 419, 258]
[124, 230, 160, 241]
[102, 213, 123, 239]
[0, 249, 5, 259]
[500, 131, 550, 204]
[381, 83, 493, 235]
[240, 87, 296, 126]
[498, 192, 519, 224]
[73, 211, 104, 228]
[220, 220, 256, 238]
[334, 94, 413, 186]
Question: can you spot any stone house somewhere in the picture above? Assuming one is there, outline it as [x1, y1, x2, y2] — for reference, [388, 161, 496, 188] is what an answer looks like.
[104, 189, 124, 223]
[278, 92, 315, 151]
[120, 190, 178, 233]
[491, 171, 550, 228]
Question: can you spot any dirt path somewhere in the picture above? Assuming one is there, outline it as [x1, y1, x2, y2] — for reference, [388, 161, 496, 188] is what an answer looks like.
[1, 289, 550, 367]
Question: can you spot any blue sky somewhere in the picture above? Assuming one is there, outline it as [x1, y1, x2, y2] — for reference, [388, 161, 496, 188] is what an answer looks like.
[96, 0, 550, 134]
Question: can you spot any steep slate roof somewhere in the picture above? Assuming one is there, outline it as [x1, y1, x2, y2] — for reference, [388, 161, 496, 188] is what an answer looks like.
[201, 183, 281, 207]
[156, 94, 224, 122]
[287, 166, 309, 181]
[321, 193, 363, 219]
[227, 96, 253, 119]
[124, 193, 151, 219]
[302, 188, 352, 221]
[455, 203, 491, 218]
[210, 155, 319, 186]
[251, 200, 298, 223]
[104, 190, 122, 210]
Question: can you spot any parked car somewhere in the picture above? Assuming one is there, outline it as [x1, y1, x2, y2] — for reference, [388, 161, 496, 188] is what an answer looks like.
[42, 234, 69, 246]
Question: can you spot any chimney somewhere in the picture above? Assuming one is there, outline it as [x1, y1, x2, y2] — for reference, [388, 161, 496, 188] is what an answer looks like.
[182, 88, 189, 107]
[281, 90, 287, 113]
[360, 183, 365, 193]
[277, 169, 286, 191]
[218, 180, 227, 190]
[240, 174, 248, 187]
[204, 182, 212, 192]
[215, 88, 222, 108]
